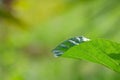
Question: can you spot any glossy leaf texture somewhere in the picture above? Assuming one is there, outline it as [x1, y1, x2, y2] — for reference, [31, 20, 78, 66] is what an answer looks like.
[52, 37, 120, 72]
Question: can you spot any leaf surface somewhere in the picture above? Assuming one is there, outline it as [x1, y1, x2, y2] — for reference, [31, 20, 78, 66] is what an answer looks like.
[52, 38, 120, 72]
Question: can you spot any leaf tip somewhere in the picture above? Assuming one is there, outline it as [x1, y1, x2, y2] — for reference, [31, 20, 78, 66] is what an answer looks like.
[52, 36, 90, 57]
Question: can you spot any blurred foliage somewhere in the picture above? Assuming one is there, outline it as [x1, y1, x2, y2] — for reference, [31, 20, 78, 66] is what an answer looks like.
[0, 0, 26, 28]
[0, 0, 120, 80]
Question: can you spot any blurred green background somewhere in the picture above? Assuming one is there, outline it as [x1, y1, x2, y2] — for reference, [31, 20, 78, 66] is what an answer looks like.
[0, 0, 120, 80]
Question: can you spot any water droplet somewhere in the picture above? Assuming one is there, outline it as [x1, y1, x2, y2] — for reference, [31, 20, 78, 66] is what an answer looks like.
[52, 36, 90, 57]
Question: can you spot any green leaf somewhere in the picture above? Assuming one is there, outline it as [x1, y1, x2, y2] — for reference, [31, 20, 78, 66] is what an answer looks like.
[52, 37, 120, 72]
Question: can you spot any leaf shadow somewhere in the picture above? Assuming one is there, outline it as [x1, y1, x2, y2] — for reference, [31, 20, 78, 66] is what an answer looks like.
[108, 53, 120, 60]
